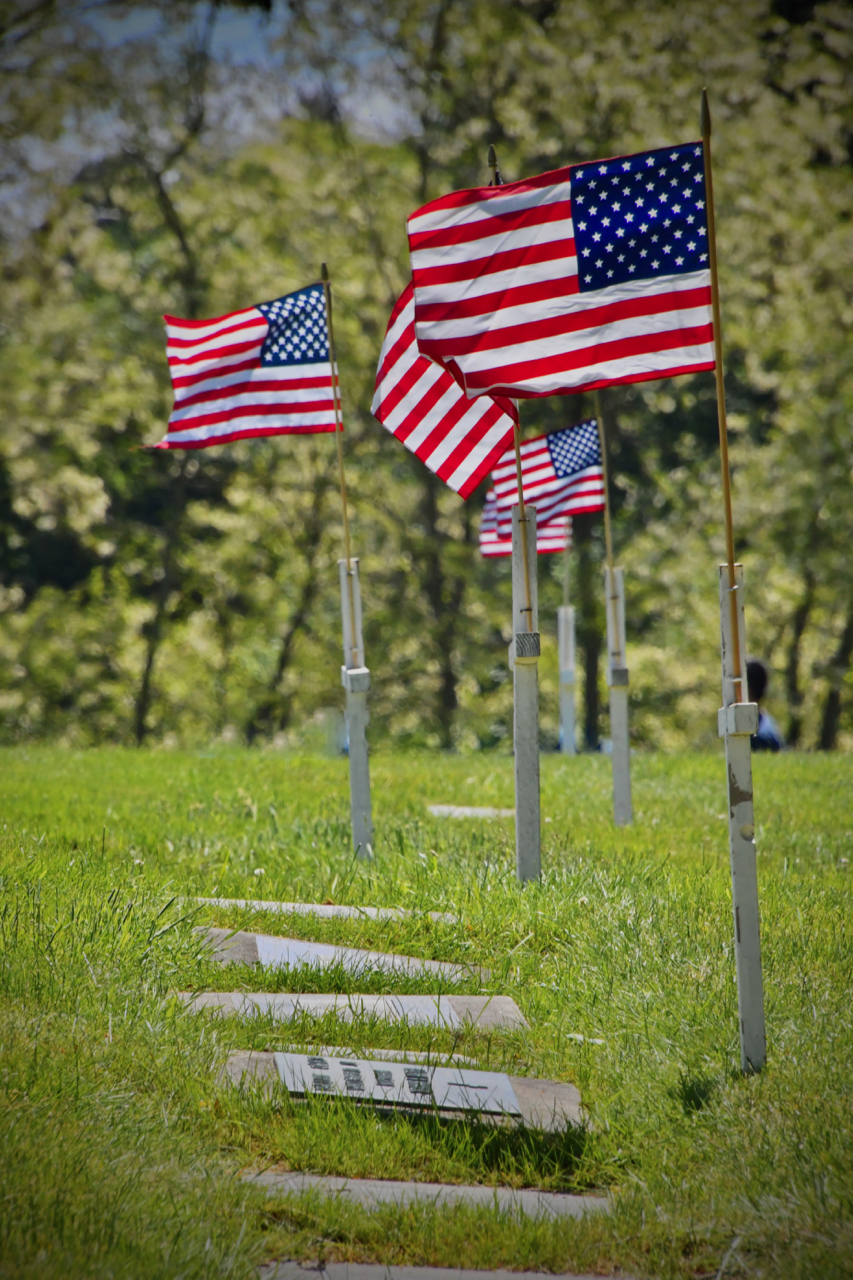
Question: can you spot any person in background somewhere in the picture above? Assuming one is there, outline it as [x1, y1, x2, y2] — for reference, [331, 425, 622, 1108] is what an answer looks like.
[746, 658, 784, 752]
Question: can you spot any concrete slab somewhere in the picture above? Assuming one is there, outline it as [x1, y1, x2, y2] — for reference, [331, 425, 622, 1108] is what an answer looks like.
[428, 806, 515, 819]
[179, 992, 526, 1031]
[247, 1170, 606, 1220]
[223, 1051, 583, 1134]
[262, 1265, 618, 1280]
[196, 928, 488, 983]
[196, 898, 457, 924]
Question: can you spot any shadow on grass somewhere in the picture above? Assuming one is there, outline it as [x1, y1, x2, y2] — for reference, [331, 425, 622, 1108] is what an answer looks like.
[670, 1071, 719, 1115]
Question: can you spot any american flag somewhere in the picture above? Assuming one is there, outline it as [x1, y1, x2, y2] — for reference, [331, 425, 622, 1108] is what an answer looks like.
[371, 281, 516, 498]
[158, 284, 337, 448]
[480, 491, 571, 558]
[408, 142, 713, 400]
[492, 419, 605, 534]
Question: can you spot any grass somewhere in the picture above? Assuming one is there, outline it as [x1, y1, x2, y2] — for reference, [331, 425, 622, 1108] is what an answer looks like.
[0, 745, 851, 1278]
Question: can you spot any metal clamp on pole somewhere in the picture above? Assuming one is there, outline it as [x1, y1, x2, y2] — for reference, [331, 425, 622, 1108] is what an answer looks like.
[514, 631, 540, 665]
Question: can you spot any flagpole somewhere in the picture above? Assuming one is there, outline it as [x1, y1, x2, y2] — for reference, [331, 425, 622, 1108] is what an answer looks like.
[701, 90, 742, 699]
[490, 144, 540, 880]
[489, 145, 533, 634]
[321, 262, 373, 859]
[701, 89, 765, 1072]
[594, 391, 621, 667]
[321, 262, 358, 668]
[594, 391, 632, 824]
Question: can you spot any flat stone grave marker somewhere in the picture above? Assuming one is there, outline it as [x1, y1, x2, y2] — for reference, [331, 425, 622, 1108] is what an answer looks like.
[180, 992, 526, 1030]
[263, 1259, 617, 1279]
[223, 1050, 583, 1133]
[196, 897, 456, 924]
[276, 1052, 521, 1116]
[196, 927, 488, 983]
[428, 805, 515, 819]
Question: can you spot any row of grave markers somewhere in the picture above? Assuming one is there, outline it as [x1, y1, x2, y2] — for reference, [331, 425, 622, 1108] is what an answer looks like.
[158, 93, 764, 1076]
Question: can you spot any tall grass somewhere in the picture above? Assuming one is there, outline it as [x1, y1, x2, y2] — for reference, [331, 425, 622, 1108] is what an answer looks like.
[0, 747, 851, 1277]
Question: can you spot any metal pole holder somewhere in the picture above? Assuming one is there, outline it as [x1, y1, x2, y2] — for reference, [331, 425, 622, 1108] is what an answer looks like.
[557, 605, 577, 755]
[339, 557, 373, 860]
[718, 563, 765, 1072]
[604, 566, 632, 826]
[509, 506, 541, 883]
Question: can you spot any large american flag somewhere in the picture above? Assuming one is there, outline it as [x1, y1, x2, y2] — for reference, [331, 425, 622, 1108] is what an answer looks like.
[480, 491, 571, 558]
[492, 419, 605, 534]
[371, 282, 516, 497]
[408, 142, 713, 400]
[158, 284, 337, 448]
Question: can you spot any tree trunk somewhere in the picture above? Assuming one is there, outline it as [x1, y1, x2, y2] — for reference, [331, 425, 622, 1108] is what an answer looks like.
[244, 473, 328, 744]
[419, 470, 463, 749]
[574, 511, 603, 750]
[784, 569, 814, 747]
[818, 599, 853, 750]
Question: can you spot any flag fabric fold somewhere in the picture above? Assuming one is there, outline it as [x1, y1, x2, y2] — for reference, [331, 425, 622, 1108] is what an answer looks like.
[407, 142, 714, 401]
[479, 490, 571, 558]
[491, 419, 605, 534]
[158, 284, 337, 449]
[371, 281, 516, 498]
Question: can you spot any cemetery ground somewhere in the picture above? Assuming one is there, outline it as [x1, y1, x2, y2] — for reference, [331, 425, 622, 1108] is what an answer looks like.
[0, 748, 850, 1280]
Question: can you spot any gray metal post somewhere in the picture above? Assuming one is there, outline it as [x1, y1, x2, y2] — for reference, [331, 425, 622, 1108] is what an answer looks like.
[718, 563, 765, 1072]
[510, 506, 540, 882]
[339, 558, 373, 860]
[557, 605, 576, 755]
[604, 566, 632, 826]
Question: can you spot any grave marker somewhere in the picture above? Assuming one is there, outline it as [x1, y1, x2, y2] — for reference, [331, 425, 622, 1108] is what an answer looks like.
[180, 991, 527, 1030]
[197, 927, 488, 982]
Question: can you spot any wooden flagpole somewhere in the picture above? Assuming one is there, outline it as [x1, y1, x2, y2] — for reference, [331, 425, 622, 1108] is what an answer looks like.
[701, 92, 742, 698]
[321, 263, 358, 669]
[594, 391, 632, 824]
[489, 145, 533, 634]
[490, 145, 540, 881]
[321, 263, 373, 859]
[701, 90, 765, 1072]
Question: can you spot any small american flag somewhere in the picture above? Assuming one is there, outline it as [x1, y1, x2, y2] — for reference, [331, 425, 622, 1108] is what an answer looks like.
[480, 491, 571, 558]
[408, 142, 713, 400]
[371, 281, 515, 497]
[158, 284, 337, 448]
[492, 419, 605, 533]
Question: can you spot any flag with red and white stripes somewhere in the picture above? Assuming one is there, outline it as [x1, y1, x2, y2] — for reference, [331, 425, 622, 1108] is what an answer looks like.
[480, 491, 571, 558]
[492, 419, 605, 533]
[371, 281, 516, 498]
[158, 284, 337, 448]
[407, 141, 714, 401]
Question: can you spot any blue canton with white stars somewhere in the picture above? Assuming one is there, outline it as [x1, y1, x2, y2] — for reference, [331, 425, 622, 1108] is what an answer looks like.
[257, 284, 329, 366]
[547, 419, 601, 478]
[571, 143, 708, 292]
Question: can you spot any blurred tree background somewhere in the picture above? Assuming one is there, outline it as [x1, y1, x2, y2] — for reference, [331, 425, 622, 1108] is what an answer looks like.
[0, 0, 851, 751]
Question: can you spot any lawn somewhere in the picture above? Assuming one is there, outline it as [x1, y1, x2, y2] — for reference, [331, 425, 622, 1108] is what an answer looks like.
[0, 746, 851, 1279]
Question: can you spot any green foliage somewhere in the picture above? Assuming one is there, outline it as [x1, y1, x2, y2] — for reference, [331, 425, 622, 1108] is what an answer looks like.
[1, 1, 852, 748]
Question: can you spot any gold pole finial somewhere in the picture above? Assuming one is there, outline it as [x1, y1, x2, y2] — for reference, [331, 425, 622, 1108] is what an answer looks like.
[487, 144, 501, 187]
[700, 88, 711, 139]
[320, 261, 329, 283]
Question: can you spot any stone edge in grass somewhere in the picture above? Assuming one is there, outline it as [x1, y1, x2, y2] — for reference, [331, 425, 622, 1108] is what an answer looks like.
[222, 1050, 584, 1135]
[179, 992, 528, 1031]
[262, 1265, 621, 1280]
[248, 1170, 608, 1220]
[196, 928, 490, 982]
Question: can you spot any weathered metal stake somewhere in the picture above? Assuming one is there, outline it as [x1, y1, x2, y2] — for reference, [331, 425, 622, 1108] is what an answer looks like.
[339, 557, 373, 859]
[511, 505, 540, 882]
[718, 564, 765, 1071]
[604, 566, 632, 826]
[557, 605, 576, 755]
